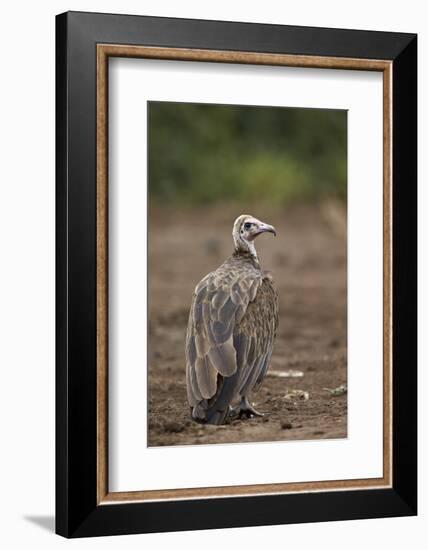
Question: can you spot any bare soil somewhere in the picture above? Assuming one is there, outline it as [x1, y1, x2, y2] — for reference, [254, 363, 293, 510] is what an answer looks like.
[148, 202, 347, 446]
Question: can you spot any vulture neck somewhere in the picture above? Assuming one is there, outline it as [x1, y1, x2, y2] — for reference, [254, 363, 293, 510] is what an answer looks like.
[233, 242, 260, 267]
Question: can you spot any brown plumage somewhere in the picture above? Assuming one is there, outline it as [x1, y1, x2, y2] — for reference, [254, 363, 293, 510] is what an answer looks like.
[185, 215, 279, 425]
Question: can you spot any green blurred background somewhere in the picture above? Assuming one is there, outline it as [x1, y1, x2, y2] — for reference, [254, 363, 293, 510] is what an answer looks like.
[148, 101, 347, 205]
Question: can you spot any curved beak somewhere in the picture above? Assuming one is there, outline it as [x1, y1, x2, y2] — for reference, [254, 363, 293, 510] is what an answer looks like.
[255, 222, 277, 237]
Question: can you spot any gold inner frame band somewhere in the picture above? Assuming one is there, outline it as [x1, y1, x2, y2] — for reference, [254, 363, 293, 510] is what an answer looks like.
[96, 44, 393, 505]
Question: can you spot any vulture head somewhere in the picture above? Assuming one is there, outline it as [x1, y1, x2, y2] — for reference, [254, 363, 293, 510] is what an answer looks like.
[233, 214, 276, 259]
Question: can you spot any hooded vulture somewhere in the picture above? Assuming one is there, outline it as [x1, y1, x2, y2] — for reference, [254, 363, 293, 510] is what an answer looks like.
[185, 215, 278, 425]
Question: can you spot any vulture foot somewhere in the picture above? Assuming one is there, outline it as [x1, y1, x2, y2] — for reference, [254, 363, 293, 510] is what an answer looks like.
[231, 396, 264, 419]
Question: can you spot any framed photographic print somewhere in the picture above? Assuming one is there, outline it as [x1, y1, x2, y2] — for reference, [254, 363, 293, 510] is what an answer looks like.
[56, 11, 417, 538]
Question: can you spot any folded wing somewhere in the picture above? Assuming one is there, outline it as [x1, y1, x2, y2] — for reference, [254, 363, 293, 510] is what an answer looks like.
[185, 268, 262, 406]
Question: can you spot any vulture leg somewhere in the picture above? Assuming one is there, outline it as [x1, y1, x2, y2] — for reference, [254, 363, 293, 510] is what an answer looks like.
[231, 396, 264, 419]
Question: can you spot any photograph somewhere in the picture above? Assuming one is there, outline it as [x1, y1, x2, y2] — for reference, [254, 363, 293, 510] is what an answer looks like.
[147, 101, 348, 446]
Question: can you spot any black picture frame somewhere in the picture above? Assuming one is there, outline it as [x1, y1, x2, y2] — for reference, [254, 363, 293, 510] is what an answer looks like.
[56, 11, 417, 538]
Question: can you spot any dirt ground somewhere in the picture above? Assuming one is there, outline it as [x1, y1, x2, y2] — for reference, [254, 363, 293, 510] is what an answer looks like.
[147, 202, 347, 446]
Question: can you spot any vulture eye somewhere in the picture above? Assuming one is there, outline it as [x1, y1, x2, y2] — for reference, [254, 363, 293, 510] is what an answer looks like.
[244, 222, 252, 230]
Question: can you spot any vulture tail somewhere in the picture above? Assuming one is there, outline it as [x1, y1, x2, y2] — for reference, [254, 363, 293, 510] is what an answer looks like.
[192, 372, 240, 425]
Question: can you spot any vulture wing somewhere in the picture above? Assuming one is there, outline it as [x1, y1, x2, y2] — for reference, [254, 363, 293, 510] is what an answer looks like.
[235, 275, 278, 396]
[186, 262, 278, 425]
[185, 266, 262, 407]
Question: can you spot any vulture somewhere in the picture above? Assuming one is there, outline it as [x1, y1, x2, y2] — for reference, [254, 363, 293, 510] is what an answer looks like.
[185, 215, 279, 425]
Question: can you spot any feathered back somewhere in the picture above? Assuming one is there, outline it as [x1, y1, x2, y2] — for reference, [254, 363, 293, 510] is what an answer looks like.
[186, 252, 278, 424]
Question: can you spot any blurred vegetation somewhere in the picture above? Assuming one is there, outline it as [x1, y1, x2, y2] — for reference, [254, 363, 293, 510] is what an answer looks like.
[148, 102, 347, 205]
